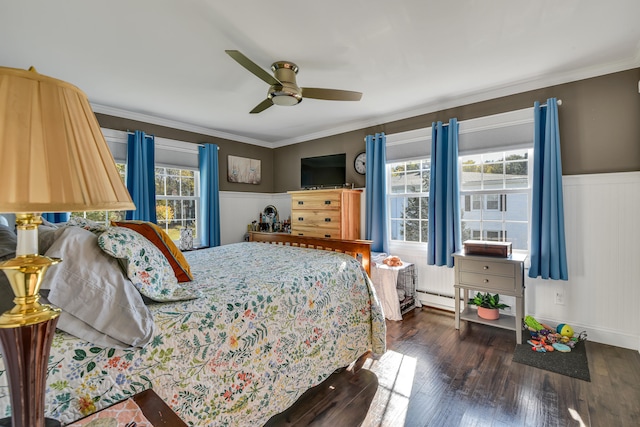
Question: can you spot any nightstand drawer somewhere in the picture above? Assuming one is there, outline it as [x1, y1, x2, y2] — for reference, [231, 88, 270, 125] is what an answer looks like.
[457, 258, 515, 277]
[459, 272, 516, 292]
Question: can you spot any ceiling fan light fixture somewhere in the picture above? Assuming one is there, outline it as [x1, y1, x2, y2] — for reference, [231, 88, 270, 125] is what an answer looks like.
[225, 50, 362, 113]
[271, 95, 300, 106]
[269, 85, 302, 106]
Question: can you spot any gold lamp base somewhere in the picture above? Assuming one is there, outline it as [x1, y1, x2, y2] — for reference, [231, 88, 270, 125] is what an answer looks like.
[0, 250, 62, 427]
[0, 255, 61, 328]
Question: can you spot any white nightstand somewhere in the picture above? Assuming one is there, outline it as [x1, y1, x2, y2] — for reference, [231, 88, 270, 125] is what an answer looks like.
[453, 252, 527, 343]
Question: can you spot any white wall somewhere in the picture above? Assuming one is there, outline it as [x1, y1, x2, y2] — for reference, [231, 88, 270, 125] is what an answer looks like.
[219, 192, 291, 245]
[391, 171, 640, 351]
[223, 172, 640, 351]
[526, 172, 640, 350]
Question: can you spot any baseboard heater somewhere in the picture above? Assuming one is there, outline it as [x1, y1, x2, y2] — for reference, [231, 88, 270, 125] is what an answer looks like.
[416, 291, 455, 312]
[417, 290, 454, 299]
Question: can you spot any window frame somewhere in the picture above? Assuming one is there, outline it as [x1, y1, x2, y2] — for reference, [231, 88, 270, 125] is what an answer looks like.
[459, 148, 533, 253]
[386, 159, 431, 244]
[154, 166, 201, 245]
[386, 148, 533, 254]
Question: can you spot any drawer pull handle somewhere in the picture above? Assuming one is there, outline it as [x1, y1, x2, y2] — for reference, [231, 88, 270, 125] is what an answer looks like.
[298, 233, 304, 236]
[483, 266, 489, 270]
[298, 217, 304, 221]
[324, 200, 331, 205]
[483, 279, 489, 283]
[325, 234, 331, 238]
[324, 218, 331, 222]
[298, 201, 304, 205]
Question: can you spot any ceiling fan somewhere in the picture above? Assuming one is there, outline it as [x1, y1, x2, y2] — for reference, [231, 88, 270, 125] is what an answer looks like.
[225, 50, 363, 114]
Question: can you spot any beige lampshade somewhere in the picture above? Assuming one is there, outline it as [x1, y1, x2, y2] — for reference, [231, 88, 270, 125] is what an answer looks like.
[0, 66, 134, 213]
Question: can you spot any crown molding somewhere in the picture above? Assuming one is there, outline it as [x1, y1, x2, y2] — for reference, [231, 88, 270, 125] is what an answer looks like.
[92, 59, 639, 149]
[91, 103, 274, 148]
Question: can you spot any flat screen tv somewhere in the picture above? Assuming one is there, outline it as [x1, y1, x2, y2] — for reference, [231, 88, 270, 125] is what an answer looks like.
[301, 153, 346, 189]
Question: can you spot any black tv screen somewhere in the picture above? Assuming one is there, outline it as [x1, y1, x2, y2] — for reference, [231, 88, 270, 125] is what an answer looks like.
[301, 153, 346, 188]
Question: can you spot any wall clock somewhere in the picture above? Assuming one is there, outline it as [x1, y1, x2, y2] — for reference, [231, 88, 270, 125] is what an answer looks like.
[354, 152, 366, 175]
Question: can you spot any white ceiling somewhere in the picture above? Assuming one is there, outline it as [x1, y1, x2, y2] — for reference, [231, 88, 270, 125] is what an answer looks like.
[2, 1, 639, 148]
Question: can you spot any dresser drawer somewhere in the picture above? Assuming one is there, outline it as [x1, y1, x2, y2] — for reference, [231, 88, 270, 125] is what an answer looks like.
[291, 193, 341, 210]
[457, 258, 515, 277]
[292, 225, 340, 239]
[459, 272, 516, 292]
[292, 210, 341, 227]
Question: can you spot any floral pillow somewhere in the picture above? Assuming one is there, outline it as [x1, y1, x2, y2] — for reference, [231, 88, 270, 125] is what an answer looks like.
[98, 227, 198, 302]
[66, 216, 108, 235]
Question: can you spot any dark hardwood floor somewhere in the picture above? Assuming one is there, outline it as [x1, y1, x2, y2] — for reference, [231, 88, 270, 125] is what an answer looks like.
[359, 307, 640, 427]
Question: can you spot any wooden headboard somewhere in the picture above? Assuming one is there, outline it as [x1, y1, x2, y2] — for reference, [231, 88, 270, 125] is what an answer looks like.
[248, 232, 372, 276]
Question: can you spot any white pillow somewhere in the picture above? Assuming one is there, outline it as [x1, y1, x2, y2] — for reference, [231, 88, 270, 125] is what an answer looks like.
[41, 227, 155, 349]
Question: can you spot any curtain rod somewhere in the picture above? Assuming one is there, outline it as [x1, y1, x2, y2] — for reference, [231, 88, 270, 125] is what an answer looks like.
[539, 99, 563, 107]
[364, 99, 563, 141]
[125, 130, 220, 149]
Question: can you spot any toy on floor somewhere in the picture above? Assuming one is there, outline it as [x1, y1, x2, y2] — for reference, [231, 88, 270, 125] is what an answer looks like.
[523, 315, 587, 352]
[556, 323, 574, 337]
[528, 338, 554, 352]
[552, 343, 571, 352]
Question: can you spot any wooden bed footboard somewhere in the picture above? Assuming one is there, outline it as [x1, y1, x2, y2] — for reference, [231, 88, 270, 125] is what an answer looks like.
[248, 232, 372, 276]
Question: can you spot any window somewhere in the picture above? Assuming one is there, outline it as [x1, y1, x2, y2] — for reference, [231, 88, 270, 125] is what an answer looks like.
[460, 149, 531, 251]
[388, 160, 430, 243]
[71, 164, 201, 245]
[70, 163, 127, 224]
[386, 148, 532, 251]
[155, 167, 199, 242]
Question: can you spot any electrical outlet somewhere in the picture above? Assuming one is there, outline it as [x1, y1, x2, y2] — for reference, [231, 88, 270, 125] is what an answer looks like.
[555, 289, 565, 305]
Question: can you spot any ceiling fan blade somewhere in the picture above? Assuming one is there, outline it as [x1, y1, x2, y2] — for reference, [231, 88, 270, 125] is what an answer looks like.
[250, 98, 273, 114]
[225, 50, 281, 86]
[301, 87, 362, 101]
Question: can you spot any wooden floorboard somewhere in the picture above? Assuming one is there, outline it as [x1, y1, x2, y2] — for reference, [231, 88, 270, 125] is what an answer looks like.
[264, 307, 640, 426]
[359, 307, 640, 427]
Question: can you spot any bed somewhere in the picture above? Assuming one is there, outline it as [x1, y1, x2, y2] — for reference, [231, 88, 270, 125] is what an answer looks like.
[0, 222, 386, 426]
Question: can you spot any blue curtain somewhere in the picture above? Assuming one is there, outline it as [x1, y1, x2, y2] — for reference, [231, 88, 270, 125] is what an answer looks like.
[529, 98, 568, 280]
[41, 212, 70, 223]
[427, 119, 461, 267]
[365, 133, 388, 254]
[125, 131, 156, 222]
[199, 144, 221, 248]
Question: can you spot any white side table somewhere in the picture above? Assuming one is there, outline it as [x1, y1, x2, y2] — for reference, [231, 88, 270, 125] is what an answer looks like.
[453, 252, 527, 343]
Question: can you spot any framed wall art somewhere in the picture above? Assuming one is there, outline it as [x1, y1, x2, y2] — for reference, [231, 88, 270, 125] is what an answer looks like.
[227, 155, 261, 184]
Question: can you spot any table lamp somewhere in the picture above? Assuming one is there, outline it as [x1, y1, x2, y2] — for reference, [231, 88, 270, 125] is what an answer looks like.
[0, 66, 135, 427]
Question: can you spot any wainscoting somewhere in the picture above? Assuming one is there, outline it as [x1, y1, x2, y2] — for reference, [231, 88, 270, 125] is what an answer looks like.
[219, 191, 291, 245]
[393, 172, 640, 351]
[527, 171, 640, 351]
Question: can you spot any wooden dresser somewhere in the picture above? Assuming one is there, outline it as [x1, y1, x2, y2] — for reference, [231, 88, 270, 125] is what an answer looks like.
[288, 189, 362, 240]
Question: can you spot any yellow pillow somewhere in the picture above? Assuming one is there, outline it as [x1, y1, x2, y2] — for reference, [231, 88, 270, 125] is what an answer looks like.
[111, 220, 193, 283]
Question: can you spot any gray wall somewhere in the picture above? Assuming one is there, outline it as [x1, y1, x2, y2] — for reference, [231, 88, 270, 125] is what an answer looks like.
[95, 115, 275, 193]
[98, 67, 640, 194]
[275, 67, 640, 192]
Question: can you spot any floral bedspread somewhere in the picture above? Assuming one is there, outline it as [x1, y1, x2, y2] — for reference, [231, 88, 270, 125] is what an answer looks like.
[0, 242, 386, 426]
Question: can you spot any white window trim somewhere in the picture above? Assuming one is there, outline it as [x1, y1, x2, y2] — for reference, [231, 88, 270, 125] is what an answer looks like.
[100, 128, 203, 245]
[385, 108, 537, 254]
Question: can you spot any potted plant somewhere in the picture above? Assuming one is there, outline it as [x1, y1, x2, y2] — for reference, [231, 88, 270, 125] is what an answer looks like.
[467, 292, 509, 320]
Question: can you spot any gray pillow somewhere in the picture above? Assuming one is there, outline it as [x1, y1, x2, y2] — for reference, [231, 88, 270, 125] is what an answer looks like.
[38, 224, 65, 255]
[41, 226, 155, 349]
[0, 224, 16, 259]
[0, 225, 17, 315]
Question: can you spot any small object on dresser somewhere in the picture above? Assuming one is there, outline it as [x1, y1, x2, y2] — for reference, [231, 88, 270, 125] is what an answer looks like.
[382, 255, 403, 266]
[179, 227, 194, 251]
[463, 240, 512, 257]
